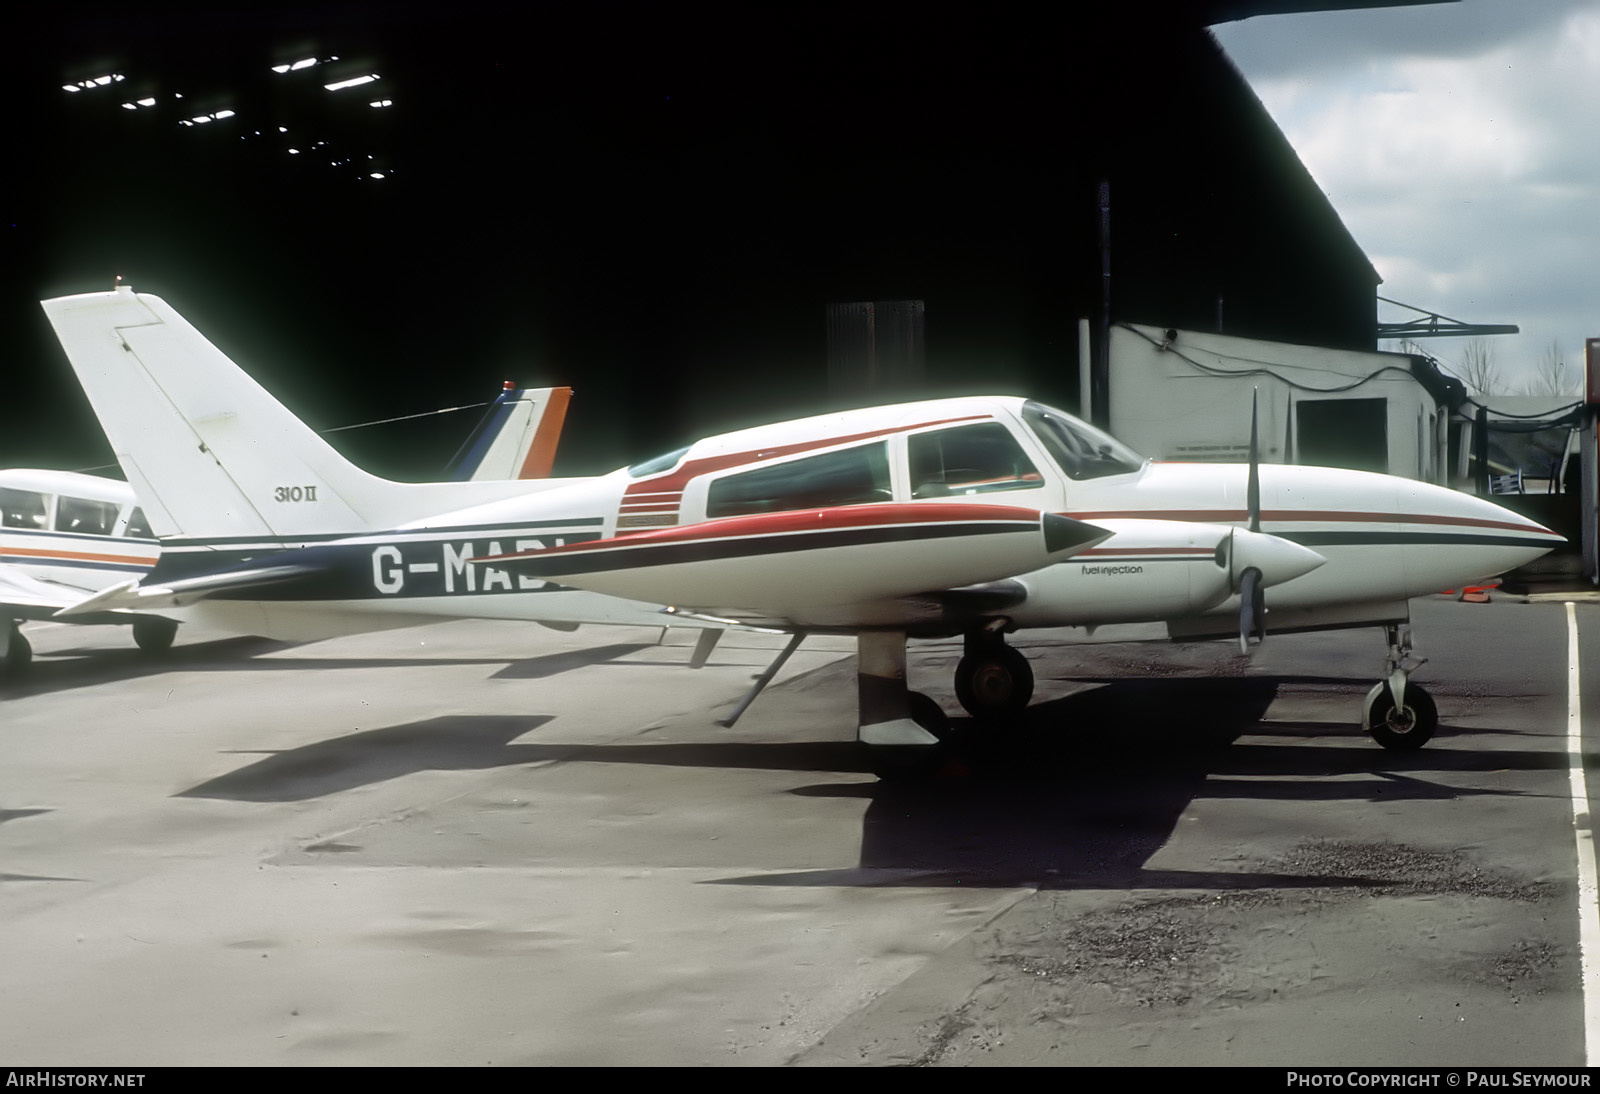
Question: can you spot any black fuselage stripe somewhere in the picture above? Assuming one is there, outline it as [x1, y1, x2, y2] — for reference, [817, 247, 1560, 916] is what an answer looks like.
[1283, 531, 1559, 548]
[160, 518, 605, 549]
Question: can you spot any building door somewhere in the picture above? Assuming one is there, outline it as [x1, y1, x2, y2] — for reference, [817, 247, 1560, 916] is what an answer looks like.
[1296, 398, 1388, 474]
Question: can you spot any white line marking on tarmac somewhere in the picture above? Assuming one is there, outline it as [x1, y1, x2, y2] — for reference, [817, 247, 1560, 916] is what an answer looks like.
[1565, 601, 1599, 1065]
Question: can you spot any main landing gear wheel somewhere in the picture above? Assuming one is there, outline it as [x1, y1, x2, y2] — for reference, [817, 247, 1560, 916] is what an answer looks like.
[955, 644, 1033, 722]
[132, 616, 178, 655]
[2, 624, 32, 680]
[1367, 683, 1437, 752]
[869, 692, 953, 781]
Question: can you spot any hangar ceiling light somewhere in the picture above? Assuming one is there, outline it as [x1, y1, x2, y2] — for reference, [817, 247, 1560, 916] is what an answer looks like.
[325, 74, 379, 91]
[272, 57, 336, 74]
[62, 74, 125, 92]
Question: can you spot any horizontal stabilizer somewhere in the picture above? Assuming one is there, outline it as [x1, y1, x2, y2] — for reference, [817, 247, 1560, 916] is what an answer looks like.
[54, 563, 314, 617]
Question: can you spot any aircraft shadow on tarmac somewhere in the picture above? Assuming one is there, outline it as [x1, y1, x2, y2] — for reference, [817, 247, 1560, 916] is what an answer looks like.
[169, 674, 1566, 893]
[789, 676, 1564, 891]
[178, 715, 557, 801]
[1, 636, 290, 695]
[4, 635, 678, 698]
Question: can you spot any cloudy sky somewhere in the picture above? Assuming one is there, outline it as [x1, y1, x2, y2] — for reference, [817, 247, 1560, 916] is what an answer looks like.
[1211, 0, 1597, 396]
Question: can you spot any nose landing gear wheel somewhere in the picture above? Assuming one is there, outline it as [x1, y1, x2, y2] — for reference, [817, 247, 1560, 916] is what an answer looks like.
[955, 645, 1033, 722]
[1367, 683, 1437, 751]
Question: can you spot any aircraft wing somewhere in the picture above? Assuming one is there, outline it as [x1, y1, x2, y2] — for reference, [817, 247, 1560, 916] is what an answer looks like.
[478, 508, 1328, 635]
[0, 564, 93, 618]
[0, 564, 148, 625]
[475, 502, 1113, 630]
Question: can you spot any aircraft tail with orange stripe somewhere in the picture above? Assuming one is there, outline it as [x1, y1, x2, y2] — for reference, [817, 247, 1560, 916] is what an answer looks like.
[447, 384, 573, 482]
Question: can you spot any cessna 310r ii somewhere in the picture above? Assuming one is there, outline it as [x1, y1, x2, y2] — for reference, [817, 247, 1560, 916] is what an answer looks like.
[41, 286, 1562, 774]
[0, 379, 572, 677]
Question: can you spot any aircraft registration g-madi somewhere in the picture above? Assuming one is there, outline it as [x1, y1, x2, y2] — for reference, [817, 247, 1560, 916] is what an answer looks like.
[42, 286, 1562, 775]
[0, 381, 573, 678]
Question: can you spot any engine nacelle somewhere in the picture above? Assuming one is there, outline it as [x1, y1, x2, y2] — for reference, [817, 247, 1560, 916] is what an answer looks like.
[1004, 519, 1324, 627]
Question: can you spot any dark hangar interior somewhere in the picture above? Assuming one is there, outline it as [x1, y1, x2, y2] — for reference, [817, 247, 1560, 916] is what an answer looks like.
[6, 2, 1440, 477]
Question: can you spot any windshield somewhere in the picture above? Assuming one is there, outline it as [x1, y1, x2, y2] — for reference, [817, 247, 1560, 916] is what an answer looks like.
[627, 446, 690, 478]
[1022, 401, 1145, 481]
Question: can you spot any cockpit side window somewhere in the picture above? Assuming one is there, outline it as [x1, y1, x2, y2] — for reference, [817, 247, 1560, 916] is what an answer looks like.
[1022, 401, 1145, 481]
[123, 507, 153, 539]
[909, 422, 1043, 498]
[0, 488, 48, 530]
[56, 495, 120, 536]
[706, 442, 891, 518]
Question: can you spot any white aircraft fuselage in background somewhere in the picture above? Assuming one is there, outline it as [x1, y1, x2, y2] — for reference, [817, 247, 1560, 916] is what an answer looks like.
[0, 468, 168, 670]
[40, 287, 1562, 764]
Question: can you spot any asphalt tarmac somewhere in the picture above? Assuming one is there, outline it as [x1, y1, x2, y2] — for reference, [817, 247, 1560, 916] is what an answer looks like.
[1, 595, 1596, 1066]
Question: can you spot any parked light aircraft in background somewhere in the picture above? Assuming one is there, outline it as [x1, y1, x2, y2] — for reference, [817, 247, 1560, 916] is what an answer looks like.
[0, 468, 164, 673]
[0, 379, 572, 677]
[41, 287, 1562, 774]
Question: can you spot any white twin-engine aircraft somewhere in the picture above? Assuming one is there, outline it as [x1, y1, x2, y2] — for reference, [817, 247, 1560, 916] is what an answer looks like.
[0, 378, 572, 676]
[41, 287, 1562, 774]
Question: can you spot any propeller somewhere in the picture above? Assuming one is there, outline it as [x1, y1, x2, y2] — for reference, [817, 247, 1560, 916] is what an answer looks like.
[1237, 389, 1265, 654]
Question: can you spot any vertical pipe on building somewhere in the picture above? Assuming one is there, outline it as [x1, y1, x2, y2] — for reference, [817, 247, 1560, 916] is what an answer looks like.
[1475, 404, 1491, 497]
[1094, 180, 1111, 431]
[1584, 339, 1600, 584]
[1078, 318, 1092, 419]
[1584, 409, 1598, 585]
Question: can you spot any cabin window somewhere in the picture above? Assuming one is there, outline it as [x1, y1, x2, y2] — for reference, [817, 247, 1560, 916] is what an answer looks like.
[706, 442, 890, 518]
[909, 422, 1042, 498]
[56, 495, 119, 536]
[124, 507, 153, 539]
[1022, 401, 1145, 481]
[0, 488, 47, 530]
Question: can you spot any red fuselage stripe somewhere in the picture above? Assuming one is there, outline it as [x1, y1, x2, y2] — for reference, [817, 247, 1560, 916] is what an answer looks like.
[2, 545, 156, 566]
[1071, 509, 1550, 534]
[1080, 546, 1214, 556]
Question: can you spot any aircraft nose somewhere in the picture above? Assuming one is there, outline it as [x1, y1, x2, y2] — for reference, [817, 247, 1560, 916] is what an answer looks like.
[1230, 527, 1326, 587]
[1400, 478, 1567, 589]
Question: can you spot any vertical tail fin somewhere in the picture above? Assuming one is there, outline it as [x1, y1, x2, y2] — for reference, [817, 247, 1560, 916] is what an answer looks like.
[447, 384, 573, 482]
[40, 287, 543, 541]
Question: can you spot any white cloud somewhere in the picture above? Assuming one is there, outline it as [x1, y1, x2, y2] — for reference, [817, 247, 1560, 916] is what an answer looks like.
[1214, 2, 1600, 389]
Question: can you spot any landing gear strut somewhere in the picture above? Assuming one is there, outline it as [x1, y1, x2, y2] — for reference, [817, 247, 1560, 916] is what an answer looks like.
[1364, 622, 1436, 751]
[954, 621, 1032, 722]
[2, 622, 32, 680]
